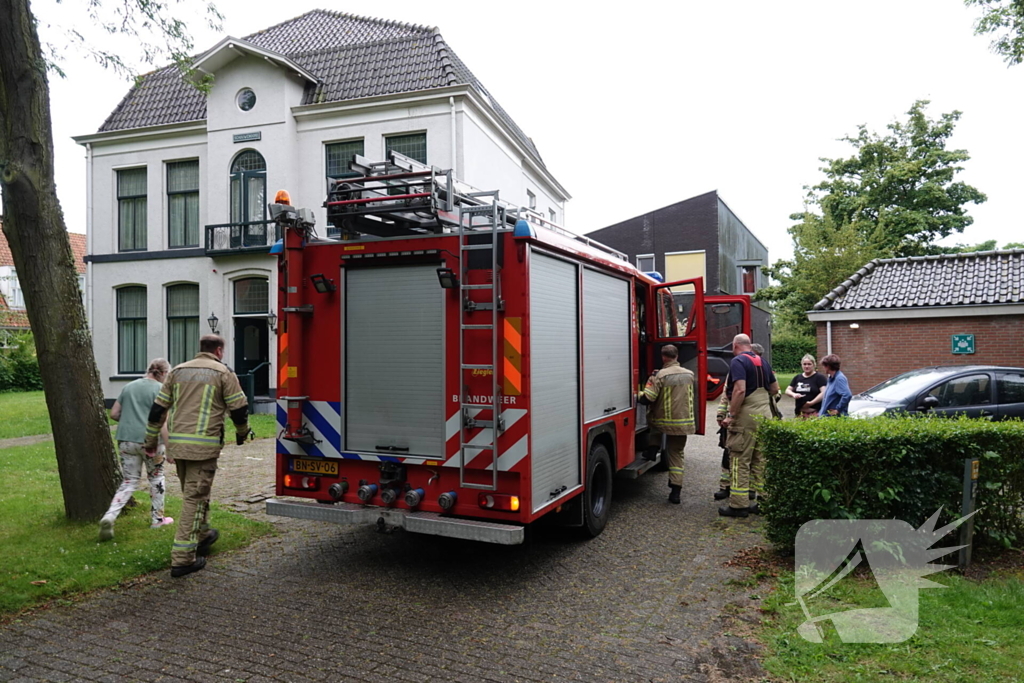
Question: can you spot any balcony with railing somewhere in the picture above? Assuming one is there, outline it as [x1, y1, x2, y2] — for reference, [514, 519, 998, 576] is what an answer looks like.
[205, 220, 281, 255]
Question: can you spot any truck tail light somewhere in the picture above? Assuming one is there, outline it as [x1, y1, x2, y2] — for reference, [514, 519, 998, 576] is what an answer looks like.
[478, 493, 520, 512]
[283, 474, 320, 491]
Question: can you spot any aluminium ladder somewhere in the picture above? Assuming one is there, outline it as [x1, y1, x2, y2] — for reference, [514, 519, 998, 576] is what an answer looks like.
[457, 192, 504, 491]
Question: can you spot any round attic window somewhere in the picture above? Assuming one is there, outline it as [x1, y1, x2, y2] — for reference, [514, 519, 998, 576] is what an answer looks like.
[236, 88, 256, 112]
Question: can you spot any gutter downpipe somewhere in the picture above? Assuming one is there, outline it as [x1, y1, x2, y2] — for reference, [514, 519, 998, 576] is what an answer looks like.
[827, 320, 832, 356]
[85, 143, 93, 333]
[449, 96, 457, 176]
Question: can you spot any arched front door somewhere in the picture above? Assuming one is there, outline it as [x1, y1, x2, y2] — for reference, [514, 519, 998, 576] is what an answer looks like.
[229, 150, 267, 247]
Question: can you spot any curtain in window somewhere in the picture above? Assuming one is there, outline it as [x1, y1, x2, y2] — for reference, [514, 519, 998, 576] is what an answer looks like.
[117, 287, 147, 373]
[230, 176, 242, 225]
[168, 161, 200, 247]
[246, 176, 266, 244]
[117, 168, 147, 251]
[118, 168, 147, 196]
[167, 284, 199, 366]
[118, 198, 146, 251]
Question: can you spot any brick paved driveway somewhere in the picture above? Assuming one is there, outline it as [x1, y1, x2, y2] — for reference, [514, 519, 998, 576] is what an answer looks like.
[0, 401, 778, 682]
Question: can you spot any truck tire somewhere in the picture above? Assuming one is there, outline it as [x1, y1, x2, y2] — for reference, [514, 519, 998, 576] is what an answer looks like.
[582, 442, 613, 538]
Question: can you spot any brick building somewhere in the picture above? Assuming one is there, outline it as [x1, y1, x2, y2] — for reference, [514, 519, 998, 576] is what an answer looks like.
[1, 225, 87, 342]
[807, 249, 1024, 393]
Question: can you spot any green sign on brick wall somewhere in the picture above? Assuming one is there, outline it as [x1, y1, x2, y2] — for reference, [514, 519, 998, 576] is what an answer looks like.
[952, 334, 975, 354]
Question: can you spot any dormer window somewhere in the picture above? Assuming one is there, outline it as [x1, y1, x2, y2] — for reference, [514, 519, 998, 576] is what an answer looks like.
[237, 88, 257, 112]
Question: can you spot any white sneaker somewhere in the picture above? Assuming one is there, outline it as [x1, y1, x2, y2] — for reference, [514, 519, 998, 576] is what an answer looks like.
[150, 516, 174, 529]
[98, 516, 115, 541]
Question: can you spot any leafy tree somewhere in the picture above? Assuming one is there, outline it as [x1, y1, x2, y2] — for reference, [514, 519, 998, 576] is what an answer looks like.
[966, 0, 1024, 66]
[0, 0, 217, 520]
[932, 240, 1024, 254]
[760, 101, 986, 337]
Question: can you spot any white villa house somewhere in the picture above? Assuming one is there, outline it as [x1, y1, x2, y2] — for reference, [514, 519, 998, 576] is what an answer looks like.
[74, 10, 569, 407]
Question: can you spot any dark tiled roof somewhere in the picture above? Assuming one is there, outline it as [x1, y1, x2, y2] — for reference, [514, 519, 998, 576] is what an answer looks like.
[813, 249, 1024, 311]
[97, 10, 542, 163]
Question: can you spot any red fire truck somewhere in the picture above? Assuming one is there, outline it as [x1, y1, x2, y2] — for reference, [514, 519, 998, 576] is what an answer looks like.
[266, 153, 749, 543]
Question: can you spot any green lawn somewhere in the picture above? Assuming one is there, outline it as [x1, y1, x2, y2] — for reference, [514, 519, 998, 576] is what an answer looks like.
[0, 441, 273, 615]
[0, 389, 277, 442]
[0, 391, 52, 440]
[775, 372, 797, 390]
[758, 569, 1024, 682]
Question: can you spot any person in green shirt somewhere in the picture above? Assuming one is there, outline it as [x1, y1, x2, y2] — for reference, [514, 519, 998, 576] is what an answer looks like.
[99, 358, 171, 541]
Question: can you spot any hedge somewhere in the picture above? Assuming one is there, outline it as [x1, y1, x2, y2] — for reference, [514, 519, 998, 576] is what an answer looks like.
[0, 332, 43, 392]
[770, 334, 817, 372]
[759, 415, 1024, 550]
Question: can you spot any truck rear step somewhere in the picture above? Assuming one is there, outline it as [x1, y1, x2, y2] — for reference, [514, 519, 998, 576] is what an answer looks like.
[266, 499, 525, 545]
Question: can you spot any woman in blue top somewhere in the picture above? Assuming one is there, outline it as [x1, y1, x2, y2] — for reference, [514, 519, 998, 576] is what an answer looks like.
[819, 354, 852, 416]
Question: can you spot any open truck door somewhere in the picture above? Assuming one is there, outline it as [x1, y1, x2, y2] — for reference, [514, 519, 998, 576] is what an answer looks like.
[703, 295, 750, 400]
[648, 277, 707, 435]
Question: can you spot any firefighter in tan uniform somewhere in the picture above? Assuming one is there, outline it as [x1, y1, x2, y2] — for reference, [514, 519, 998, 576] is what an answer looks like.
[639, 344, 696, 504]
[720, 334, 778, 518]
[144, 335, 250, 577]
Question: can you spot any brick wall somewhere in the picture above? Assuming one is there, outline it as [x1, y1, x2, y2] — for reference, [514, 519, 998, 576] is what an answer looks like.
[815, 315, 1024, 394]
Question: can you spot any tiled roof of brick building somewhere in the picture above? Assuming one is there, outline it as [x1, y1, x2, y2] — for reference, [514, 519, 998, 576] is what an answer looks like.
[813, 249, 1024, 311]
[98, 10, 543, 163]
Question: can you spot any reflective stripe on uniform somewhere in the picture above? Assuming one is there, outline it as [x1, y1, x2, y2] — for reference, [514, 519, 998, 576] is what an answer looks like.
[224, 390, 245, 405]
[168, 433, 222, 445]
[172, 541, 198, 550]
[196, 384, 214, 436]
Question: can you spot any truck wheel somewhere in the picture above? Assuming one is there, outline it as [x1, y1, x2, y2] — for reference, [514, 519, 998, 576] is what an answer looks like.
[582, 442, 613, 537]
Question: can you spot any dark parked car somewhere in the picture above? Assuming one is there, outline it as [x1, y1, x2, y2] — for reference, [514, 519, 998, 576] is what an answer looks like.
[848, 366, 1024, 420]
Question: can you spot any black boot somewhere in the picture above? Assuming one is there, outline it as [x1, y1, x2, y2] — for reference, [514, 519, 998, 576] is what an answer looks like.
[642, 447, 660, 462]
[714, 487, 730, 501]
[170, 556, 206, 578]
[668, 485, 681, 504]
[718, 505, 749, 518]
[748, 503, 762, 515]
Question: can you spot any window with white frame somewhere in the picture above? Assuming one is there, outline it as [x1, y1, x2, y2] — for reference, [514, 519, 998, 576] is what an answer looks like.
[527, 190, 536, 210]
[117, 286, 147, 374]
[168, 160, 200, 248]
[636, 254, 655, 273]
[9, 268, 25, 309]
[117, 167, 147, 251]
[548, 208, 557, 223]
[167, 284, 199, 366]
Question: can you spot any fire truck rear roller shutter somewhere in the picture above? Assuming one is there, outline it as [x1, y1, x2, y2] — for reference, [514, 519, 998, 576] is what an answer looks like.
[345, 265, 445, 457]
[582, 268, 631, 422]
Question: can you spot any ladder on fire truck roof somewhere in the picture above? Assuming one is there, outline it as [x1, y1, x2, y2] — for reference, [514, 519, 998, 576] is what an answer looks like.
[324, 151, 629, 262]
[458, 192, 503, 491]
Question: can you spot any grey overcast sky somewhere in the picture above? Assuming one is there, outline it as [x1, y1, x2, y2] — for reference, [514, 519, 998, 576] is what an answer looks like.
[36, 0, 1023, 264]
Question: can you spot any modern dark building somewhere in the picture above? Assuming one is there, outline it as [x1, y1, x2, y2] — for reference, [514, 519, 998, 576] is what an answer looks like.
[588, 190, 772, 359]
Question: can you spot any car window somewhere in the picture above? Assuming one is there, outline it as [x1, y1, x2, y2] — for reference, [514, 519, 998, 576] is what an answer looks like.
[997, 372, 1024, 403]
[925, 374, 991, 408]
[864, 368, 958, 402]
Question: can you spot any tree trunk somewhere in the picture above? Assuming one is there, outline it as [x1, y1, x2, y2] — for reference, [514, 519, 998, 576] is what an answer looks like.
[0, 0, 120, 519]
